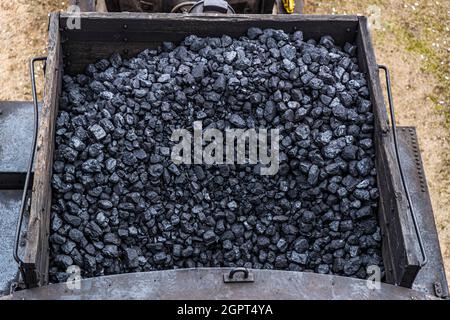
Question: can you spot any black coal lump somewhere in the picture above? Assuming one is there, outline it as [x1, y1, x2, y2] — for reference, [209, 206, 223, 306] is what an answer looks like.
[49, 29, 382, 283]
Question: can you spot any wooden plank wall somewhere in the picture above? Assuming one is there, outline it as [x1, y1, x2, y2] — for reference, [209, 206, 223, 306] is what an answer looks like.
[356, 17, 421, 286]
[23, 13, 62, 287]
[60, 13, 359, 74]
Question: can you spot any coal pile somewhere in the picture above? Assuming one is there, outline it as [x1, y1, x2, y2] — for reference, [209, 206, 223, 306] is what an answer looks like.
[49, 28, 383, 283]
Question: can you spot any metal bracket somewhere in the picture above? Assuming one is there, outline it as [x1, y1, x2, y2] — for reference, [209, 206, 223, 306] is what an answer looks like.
[433, 282, 444, 298]
[223, 268, 254, 283]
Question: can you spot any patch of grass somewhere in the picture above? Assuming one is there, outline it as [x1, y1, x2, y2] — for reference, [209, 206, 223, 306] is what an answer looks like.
[433, 96, 450, 128]
[386, 22, 450, 125]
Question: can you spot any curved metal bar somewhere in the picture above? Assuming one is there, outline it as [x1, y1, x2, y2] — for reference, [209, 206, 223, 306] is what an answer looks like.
[378, 64, 428, 267]
[13, 56, 47, 287]
[229, 267, 249, 279]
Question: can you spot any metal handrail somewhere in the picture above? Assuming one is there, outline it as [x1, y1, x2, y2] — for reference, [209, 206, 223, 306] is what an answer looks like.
[378, 64, 428, 267]
[13, 56, 47, 288]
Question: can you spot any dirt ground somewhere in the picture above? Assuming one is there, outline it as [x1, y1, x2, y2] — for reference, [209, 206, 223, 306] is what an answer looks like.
[0, 1, 449, 286]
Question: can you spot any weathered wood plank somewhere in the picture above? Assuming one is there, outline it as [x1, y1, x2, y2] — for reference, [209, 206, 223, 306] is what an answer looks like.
[356, 17, 421, 286]
[61, 12, 360, 20]
[60, 13, 359, 41]
[23, 13, 62, 287]
[60, 13, 359, 74]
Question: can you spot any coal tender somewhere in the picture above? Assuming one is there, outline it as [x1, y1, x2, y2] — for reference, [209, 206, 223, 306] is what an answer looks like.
[49, 28, 382, 283]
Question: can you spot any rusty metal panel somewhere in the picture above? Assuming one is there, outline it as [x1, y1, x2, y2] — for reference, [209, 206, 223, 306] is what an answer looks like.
[0, 190, 28, 295]
[397, 127, 448, 298]
[4, 269, 436, 300]
[0, 102, 35, 190]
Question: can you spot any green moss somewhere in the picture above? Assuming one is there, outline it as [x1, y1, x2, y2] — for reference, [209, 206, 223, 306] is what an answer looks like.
[385, 22, 449, 125]
[390, 26, 443, 80]
[431, 96, 450, 128]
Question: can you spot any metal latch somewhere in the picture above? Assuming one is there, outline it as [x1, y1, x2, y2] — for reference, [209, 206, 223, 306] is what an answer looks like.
[223, 268, 254, 283]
